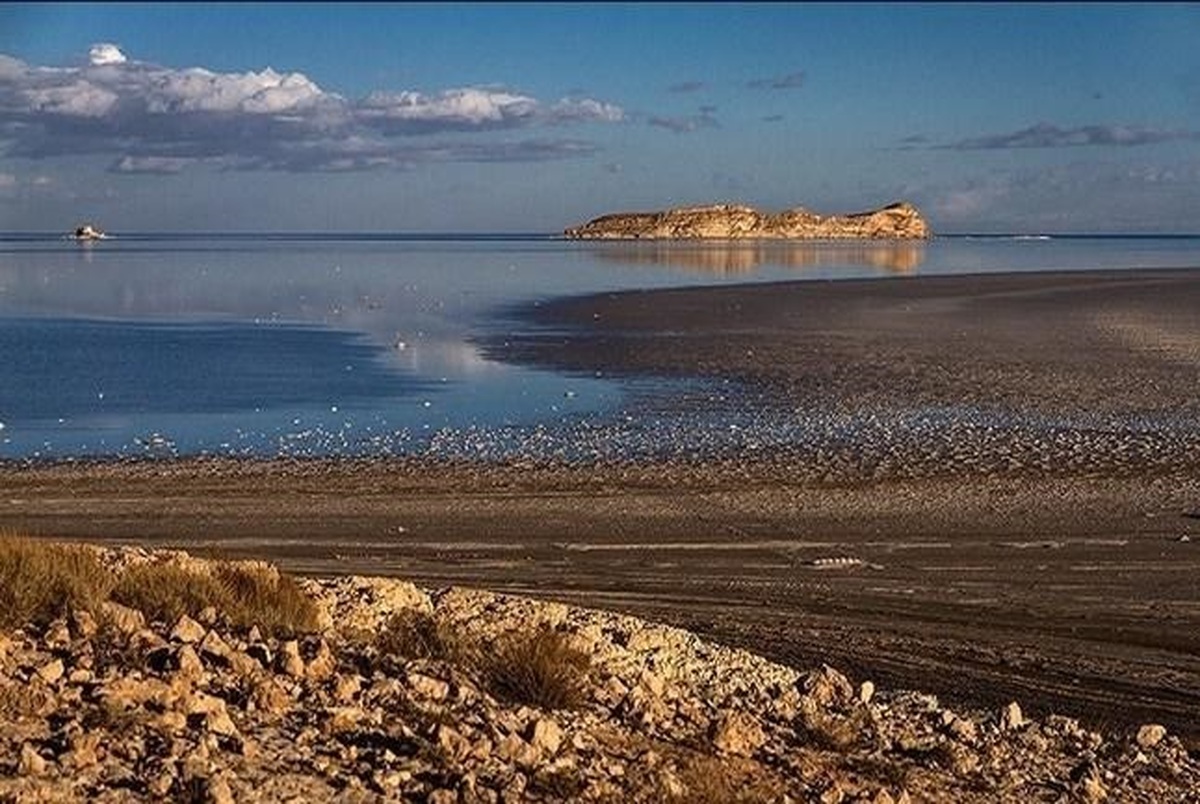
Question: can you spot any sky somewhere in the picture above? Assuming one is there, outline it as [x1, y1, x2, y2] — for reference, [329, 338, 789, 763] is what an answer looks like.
[1, 3, 1199, 234]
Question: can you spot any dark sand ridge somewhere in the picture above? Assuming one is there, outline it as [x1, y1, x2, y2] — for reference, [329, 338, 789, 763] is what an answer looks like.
[3, 268, 1200, 741]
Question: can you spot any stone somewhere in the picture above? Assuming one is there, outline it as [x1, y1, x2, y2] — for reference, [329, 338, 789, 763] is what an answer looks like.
[185, 692, 239, 737]
[278, 640, 305, 678]
[206, 776, 236, 804]
[409, 672, 450, 701]
[527, 717, 563, 755]
[437, 724, 473, 761]
[36, 657, 65, 683]
[859, 680, 876, 705]
[18, 743, 47, 776]
[170, 615, 207, 644]
[804, 665, 855, 707]
[333, 673, 362, 703]
[175, 644, 206, 679]
[1000, 701, 1025, 731]
[947, 715, 979, 744]
[69, 608, 99, 639]
[1136, 723, 1167, 749]
[305, 638, 337, 681]
[44, 618, 71, 648]
[711, 711, 767, 757]
[495, 732, 540, 768]
[99, 601, 146, 635]
[428, 789, 458, 804]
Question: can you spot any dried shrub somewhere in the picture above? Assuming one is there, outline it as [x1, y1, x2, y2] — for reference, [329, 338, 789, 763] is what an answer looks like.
[111, 560, 320, 637]
[665, 754, 785, 804]
[213, 563, 321, 637]
[0, 534, 114, 630]
[375, 609, 452, 662]
[110, 562, 229, 626]
[476, 624, 591, 710]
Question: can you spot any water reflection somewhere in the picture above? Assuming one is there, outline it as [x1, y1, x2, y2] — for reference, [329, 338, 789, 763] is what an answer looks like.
[588, 240, 926, 275]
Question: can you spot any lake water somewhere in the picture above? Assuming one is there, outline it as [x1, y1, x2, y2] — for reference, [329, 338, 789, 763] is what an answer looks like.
[2, 233, 1198, 461]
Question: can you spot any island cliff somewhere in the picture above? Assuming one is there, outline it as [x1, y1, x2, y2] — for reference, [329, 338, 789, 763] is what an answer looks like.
[565, 201, 930, 240]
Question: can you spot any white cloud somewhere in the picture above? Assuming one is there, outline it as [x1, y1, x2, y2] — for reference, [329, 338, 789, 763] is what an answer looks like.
[88, 43, 127, 66]
[22, 81, 119, 117]
[0, 44, 625, 172]
[365, 88, 535, 124]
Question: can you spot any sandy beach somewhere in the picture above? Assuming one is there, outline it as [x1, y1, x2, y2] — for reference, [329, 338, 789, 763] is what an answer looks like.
[4, 267, 1199, 741]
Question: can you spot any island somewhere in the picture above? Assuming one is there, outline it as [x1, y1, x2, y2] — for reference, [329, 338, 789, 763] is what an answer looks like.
[564, 200, 930, 240]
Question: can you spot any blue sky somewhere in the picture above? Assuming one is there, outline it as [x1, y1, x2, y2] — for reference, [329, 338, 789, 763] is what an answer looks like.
[1, 3, 1198, 233]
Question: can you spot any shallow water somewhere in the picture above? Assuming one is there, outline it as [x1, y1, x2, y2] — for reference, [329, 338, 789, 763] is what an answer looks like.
[1, 233, 1198, 460]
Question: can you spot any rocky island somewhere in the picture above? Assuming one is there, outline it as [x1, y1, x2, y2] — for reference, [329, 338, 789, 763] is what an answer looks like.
[564, 201, 930, 240]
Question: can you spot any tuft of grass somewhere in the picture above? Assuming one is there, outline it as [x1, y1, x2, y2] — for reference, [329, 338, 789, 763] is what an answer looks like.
[111, 560, 320, 637]
[476, 624, 591, 711]
[0, 534, 114, 630]
[375, 609, 452, 662]
[110, 562, 230, 627]
[213, 563, 321, 637]
[664, 755, 785, 804]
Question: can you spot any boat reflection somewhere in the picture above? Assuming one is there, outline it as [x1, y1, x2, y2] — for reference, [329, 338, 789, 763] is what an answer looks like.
[588, 240, 925, 275]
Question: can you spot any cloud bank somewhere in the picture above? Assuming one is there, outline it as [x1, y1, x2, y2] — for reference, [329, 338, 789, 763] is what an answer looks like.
[0, 45, 625, 172]
[746, 71, 805, 90]
[944, 122, 1198, 150]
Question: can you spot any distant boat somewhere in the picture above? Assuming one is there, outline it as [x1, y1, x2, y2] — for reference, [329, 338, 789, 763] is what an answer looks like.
[72, 224, 108, 241]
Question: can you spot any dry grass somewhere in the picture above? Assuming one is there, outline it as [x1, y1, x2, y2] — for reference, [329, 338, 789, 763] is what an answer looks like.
[664, 754, 787, 803]
[110, 562, 230, 626]
[375, 608, 453, 661]
[0, 534, 319, 638]
[111, 561, 320, 637]
[212, 563, 321, 637]
[475, 624, 592, 710]
[0, 534, 114, 630]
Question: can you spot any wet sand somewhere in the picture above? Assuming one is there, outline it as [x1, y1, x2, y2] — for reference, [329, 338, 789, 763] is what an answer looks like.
[4, 268, 1200, 739]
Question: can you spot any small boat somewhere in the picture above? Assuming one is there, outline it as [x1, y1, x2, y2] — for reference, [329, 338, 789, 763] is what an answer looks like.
[72, 224, 108, 241]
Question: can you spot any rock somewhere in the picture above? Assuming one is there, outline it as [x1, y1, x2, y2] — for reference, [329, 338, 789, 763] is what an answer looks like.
[36, 657, 65, 684]
[409, 672, 450, 701]
[170, 615, 207, 644]
[1136, 723, 1167, 749]
[278, 640, 305, 678]
[999, 701, 1025, 731]
[69, 608, 99, 639]
[945, 715, 979, 744]
[859, 680, 876, 705]
[99, 600, 146, 635]
[804, 664, 855, 707]
[428, 790, 458, 804]
[43, 618, 72, 648]
[711, 711, 767, 757]
[185, 692, 239, 737]
[332, 673, 362, 703]
[18, 743, 47, 776]
[527, 717, 563, 755]
[175, 644, 206, 679]
[565, 201, 930, 240]
[437, 724, 473, 761]
[205, 775, 236, 804]
[495, 732, 540, 768]
[304, 638, 337, 681]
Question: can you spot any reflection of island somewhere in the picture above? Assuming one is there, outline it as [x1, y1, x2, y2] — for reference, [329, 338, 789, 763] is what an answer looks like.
[588, 240, 926, 275]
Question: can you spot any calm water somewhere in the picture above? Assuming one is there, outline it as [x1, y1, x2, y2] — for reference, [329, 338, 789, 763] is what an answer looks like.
[1, 233, 1198, 460]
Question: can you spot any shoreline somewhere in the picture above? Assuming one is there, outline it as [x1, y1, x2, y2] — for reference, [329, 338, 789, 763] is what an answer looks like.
[4, 267, 1200, 740]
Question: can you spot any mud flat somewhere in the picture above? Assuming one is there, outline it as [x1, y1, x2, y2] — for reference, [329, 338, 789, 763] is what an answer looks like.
[4, 268, 1200, 741]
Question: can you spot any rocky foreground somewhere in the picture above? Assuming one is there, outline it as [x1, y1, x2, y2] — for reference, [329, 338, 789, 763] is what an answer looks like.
[2, 546, 1197, 803]
[563, 202, 930, 240]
